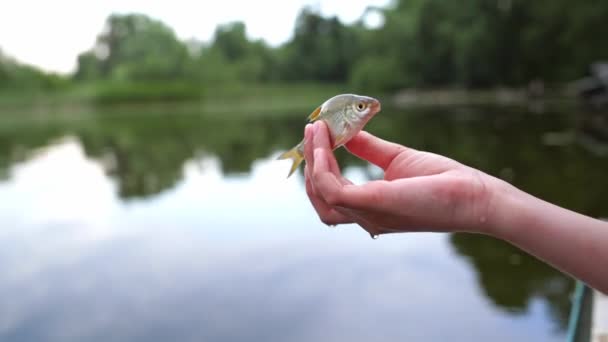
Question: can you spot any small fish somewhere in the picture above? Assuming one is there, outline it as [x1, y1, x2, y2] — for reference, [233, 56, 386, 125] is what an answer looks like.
[278, 94, 382, 178]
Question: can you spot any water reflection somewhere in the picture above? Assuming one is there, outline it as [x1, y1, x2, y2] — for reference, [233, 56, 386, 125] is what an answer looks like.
[0, 139, 564, 341]
[2, 105, 606, 213]
[0, 104, 606, 341]
[451, 234, 574, 327]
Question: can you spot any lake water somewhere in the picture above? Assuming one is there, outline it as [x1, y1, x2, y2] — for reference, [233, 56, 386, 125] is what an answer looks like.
[0, 101, 606, 341]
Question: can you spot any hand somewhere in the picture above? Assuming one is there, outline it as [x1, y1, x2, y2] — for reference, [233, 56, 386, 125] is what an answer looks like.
[303, 121, 497, 237]
[304, 121, 608, 294]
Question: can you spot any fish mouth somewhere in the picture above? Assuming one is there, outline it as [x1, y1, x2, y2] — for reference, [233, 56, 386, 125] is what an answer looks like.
[370, 98, 381, 112]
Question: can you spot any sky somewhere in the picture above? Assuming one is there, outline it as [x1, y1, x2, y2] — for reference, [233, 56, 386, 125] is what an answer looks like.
[0, 0, 390, 74]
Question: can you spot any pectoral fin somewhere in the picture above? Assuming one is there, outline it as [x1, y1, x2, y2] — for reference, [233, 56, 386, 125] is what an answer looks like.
[333, 132, 348, 147]
[307, 106, 322, 122]
[332, 121, 351, 147]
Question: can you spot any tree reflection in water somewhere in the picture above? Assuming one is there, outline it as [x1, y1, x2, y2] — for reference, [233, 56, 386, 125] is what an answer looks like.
[0, 103, 606, 332]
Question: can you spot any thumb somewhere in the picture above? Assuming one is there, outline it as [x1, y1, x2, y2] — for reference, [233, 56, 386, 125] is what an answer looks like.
[345, 131, 415, 170]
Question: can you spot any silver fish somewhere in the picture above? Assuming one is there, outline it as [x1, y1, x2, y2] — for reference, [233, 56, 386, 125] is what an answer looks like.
[278, 94, 381, 177]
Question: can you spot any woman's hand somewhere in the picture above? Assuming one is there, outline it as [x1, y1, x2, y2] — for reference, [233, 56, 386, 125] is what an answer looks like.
[303, 120, 608, 293]
[303, 120, 499, 237]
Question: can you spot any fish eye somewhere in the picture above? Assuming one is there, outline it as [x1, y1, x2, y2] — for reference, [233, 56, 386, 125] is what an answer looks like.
[356, 102, 365, 111]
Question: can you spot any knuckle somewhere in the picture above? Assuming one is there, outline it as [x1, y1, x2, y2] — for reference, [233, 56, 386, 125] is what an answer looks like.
[319, 216, 335, 226]
[324, 189, 344, 207]
[305, 183, 314, 197]
[312, 169, 324, 184]
[305, 187, 314, 198]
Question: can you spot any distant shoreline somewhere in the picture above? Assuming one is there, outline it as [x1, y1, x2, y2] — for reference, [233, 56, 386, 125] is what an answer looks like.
[0, 82, 584, 115]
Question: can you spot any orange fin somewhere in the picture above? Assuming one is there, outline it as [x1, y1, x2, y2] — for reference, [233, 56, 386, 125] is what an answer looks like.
[333, 132, 348, 147]
[277, 143, 304, 178]
[307, 106, 322, 122]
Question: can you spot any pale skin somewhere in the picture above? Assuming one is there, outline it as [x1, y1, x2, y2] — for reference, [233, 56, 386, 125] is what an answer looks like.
[303, 120, 608, 294]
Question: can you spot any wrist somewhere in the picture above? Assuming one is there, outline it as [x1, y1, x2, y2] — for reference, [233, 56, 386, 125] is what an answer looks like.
[476, 174, 528, 239]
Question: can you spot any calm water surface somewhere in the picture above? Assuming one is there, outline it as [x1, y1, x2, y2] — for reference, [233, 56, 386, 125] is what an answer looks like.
[0, 102, 606, 341]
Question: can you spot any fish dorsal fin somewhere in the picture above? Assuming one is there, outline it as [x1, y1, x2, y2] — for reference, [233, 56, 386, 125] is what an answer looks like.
[307, 106, 322, 122]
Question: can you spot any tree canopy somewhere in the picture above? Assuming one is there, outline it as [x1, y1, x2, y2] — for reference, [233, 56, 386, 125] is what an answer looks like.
[2, 1, 608, 93]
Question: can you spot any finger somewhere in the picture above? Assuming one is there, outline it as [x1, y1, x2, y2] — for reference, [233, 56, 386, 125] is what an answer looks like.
[312, 148, 369, 209]
[344, 131, 416, 170]
[303, 124, 314, 169]
[311, 121, 352, 185]
[326, 146, 342, 178]
[335, 204, 408, 237]
[304, 164, 315, 194]
[306, 123, 346, 189]
[305, 165, 352, 226]
[305, 125, 349, 224]
[312, 121, 332, 150]
[333, 206, 383, 237]
[309, 149, 398, 235]
[313, 154, 396, 212]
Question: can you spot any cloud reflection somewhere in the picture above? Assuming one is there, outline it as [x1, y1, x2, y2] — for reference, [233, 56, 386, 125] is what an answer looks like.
[0, 139, 565, 341]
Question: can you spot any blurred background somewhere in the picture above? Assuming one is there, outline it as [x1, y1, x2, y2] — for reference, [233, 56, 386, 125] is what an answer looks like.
[1, 0, 607, 341]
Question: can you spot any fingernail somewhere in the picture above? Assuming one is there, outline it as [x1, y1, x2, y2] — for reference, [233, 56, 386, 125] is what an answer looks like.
[304, 124, 312, 141]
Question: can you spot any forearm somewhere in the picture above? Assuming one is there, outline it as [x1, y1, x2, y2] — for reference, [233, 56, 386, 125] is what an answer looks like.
[487, 178, 608, 294]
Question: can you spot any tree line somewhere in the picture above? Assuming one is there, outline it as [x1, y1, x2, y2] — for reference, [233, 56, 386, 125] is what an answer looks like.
[1, 0, 607, 93]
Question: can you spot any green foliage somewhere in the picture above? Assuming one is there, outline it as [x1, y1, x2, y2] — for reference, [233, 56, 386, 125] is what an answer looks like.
[0, 50, 69, 91]
[70, 14, 279, 100]
[75, 14, 193, 82]
[74, 52, 101, 81]
[4, 2, 608, 96]
[363, 0, 608, 89]
[350, 56, 407, 91]
[87, 81, 204, 104]
[199, 21, 278, 83]
[279, 7, 361, 83]
[212, 22, 250, 62]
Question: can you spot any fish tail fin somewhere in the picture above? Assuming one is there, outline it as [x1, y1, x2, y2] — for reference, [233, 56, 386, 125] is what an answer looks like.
[277, 143, 305, 178]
